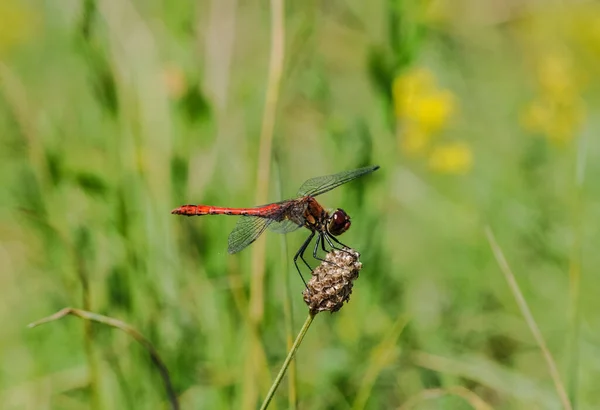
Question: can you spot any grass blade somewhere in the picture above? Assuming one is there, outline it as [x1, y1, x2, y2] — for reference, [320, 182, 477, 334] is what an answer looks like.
[485, 226, 572, 410]
[28, 307, 179, 410]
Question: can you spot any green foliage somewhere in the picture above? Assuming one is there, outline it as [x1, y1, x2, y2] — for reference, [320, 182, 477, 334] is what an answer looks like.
[1, 1, 598, 409]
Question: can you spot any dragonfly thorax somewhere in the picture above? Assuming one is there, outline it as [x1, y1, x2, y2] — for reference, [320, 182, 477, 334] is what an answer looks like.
[302, 198, 350, 236]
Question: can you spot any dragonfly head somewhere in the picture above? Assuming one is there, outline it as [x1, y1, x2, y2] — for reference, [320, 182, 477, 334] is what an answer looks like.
[328, 208, 351, 236]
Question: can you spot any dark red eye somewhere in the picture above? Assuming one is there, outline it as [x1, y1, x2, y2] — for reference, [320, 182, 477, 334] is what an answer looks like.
[328, 208, 351, 236]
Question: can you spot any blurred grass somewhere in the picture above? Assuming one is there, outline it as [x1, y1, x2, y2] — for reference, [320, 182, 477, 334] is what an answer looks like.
[2, 0, 600, 409]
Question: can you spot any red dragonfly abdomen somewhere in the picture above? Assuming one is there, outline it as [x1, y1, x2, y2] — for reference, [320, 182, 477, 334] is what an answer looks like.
[171, 203, 282, 217]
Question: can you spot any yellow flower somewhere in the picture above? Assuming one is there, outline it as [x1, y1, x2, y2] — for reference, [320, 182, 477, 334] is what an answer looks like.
[428, 142, 472, 174]
[521, 95, 584, 144]
[421, 0, 452, 25]
[407, 90, 455, 133]
[538, 54, 578, 98]
[393, 67, 464, 168]
[394, 68, 432, 118]
[0, 1, 36, 56]
[393, 67, 456, 133]
[400, 125, 432, 156]
[521, 50, 585, 145]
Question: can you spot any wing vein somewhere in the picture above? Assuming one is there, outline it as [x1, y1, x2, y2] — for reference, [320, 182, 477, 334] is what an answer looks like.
[297, 165, 379, 197]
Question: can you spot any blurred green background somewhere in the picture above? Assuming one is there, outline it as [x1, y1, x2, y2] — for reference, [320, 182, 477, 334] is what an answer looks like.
[2, 0, 600, 409]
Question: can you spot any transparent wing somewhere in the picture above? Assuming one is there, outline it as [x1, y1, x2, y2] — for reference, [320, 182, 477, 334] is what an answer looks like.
[227, 201, 299, 253]
[228, 216, 273, 254]
[297, 165, 380, 197]
[268, 219, 303, 234]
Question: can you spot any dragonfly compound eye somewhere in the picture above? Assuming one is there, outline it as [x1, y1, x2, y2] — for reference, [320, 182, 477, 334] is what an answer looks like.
[329, 208, 351, 236]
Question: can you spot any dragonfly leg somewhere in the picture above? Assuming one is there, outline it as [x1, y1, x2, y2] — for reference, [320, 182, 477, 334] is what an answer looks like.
[311, 232, 343, 269]
[312, 234, 328, 262]
[320, 233, 328, 252]
[311, 233, 336, 264]
[298, 232, 316, 272]
[294, 230, 315, 287]
[312, 234, 322, 260]
[324, 231, 353, 256]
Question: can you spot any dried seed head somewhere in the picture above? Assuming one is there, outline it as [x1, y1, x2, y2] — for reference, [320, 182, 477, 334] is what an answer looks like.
[303, 248, 362, 314]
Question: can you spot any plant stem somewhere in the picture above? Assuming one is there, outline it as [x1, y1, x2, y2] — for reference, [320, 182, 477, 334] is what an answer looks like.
[275, 160, 298, 409]
[259, 313, 315, 410]
[567, 128, 587, 408]
[245, 0, 285, 401]
[249, 0, 286, 323]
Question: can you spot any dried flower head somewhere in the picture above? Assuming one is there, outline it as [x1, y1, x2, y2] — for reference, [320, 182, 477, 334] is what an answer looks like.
[303, 248, 362, 314]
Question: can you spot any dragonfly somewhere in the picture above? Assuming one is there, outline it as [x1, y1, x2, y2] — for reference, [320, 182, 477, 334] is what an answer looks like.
[171, 165, 380, 284]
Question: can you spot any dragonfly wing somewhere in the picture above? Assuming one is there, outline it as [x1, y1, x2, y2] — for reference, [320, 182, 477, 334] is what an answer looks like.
[228, 216, 273, 254]
[297, 165, 380, 197]
[268, 219, 303, 234]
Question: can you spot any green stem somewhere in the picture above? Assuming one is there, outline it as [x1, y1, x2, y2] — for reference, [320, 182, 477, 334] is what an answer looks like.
[567, 128, 587, 408]
[259, 313, 315, 410]
[275, 160, 298, 409]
